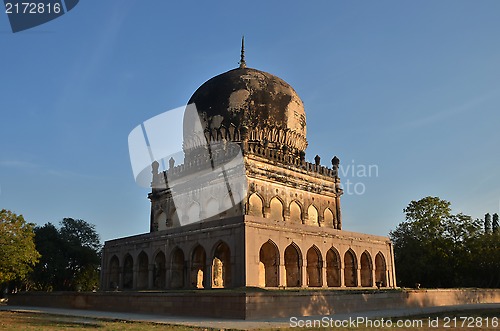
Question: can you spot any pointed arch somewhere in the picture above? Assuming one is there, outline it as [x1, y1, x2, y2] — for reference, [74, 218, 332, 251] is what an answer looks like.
[259, 240, 279, 287]
[190, 244, 206, 288]
[308, 205, 319, 226]
[306, 245, 322, 287]
[137, 251, 149, 289]
[206, 197, 219, 219]
[375, 252, 387, 287]
[108, 255, 119, 290]
[212, 241, 231, 288]
[153, 251, 166, 289]
[269, 196, 284, 221]
[284, 243, 302, 287]
[344, 249, 357, 287]
[123, 253, 133, 289]
[248, 193, 264, 217]
[326, 247, 341, 287]
[289, 200, 302, 224]
[323, 208, 334, 228]
[170, 247, 185, 289]
[360, 251, 373, 287]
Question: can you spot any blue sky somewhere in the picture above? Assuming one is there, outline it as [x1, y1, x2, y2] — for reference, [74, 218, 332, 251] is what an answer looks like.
[1, 1, 499, 242]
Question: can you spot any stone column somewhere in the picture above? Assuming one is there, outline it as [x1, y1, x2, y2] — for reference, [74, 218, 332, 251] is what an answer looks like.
[321, 260, 328, 288]
[148, 263, 155, 289]
[301, 264, 307, 288]
[132, 267, 138, 289]
[356, 267, 361, 287]
[279, 263, 286, 287]
[205, 263, 212, 289]
[340, 263, 345, 287]
[371, 269, 376, 287]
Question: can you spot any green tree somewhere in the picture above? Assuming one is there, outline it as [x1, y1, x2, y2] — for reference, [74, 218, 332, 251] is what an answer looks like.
[484, 213, 492, 234]
[30, 218, 101, 291]
[0, 209, 40, 285]
[493, 213, 499, 234]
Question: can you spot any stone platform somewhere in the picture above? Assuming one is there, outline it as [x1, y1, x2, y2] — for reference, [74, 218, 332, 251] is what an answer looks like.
[8, 288, 500, 320]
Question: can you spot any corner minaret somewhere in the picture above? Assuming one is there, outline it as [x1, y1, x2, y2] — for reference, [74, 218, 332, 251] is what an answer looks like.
[239, 36, 246, 68]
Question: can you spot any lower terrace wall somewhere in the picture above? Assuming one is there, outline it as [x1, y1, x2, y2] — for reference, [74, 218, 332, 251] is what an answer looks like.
[8, 289, 500, 320]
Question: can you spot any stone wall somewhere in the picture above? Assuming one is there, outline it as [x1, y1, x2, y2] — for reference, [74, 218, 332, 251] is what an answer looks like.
[8, 289, 500, 320]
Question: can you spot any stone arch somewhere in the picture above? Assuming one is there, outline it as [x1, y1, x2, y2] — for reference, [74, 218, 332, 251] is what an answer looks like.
[344, 249, 357, 287]
[259, 240, 279, 287]
[170, 247, 185, 289]
[212, 241, 231, 288]
[307, 205, 319, 226]
[375, 252, 387, 287]
[289, 200, 302, 224]
[360, 251, 373, 287]
[190, 244, 206, 288]
[137, 251, 149, 289]
[108, 255, 119, 290]
[326, 247, 341, 287]
[284, 243, 302, 287]
[323, 208, 334, 228]
[269, 196, 284, 221]
[248, 193, 264, 217]
[123, 254, 133, 289]
[153, 251, 166, 289]
[187, 202, 200, 224]
[306, 245, 322, 287]
[206, 197, 219, 219]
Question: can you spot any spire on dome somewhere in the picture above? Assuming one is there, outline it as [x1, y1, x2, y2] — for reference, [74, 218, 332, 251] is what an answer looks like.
[239, 36, 246, 68]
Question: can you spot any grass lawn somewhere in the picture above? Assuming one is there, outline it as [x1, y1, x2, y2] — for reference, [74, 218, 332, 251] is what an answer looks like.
[0, 308, 498, 330]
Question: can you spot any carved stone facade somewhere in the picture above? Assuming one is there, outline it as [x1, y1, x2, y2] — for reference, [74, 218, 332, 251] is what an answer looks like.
[101, 57, 396, 290]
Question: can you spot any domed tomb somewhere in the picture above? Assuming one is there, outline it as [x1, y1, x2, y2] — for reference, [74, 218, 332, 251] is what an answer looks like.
[183, 66, 308, 161]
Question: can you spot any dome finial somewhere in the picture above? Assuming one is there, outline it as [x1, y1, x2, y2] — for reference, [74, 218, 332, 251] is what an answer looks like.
[239, 36, 246, 68]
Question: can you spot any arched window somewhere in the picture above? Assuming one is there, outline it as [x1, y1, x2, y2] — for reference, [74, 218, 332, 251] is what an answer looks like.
[154, 251, 166, 289]
[259, 240, 279, 287]
[323, 208, 334, 228]
[360, 251, 373, 287]
[326, 248, 341, 287]
[289, 201, 302, 224]
[248, 193, 264, 217]
[306, 246, 322, 287]
[137, 251, 149, 289]
[308, 205, 319, 226]
[123, 254, 133, 289]
[375, 252, 387, 287]
[284, 243, 302, 287]
[270, 197, 284, 221]
[191, 245, 206, 288]
[344, 249, 357, 287]
[212, 241, 231, 288]
[170, 247, 185, 289]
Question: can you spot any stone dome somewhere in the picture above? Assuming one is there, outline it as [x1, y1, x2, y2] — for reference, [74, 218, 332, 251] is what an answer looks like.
[183, 66, 308, 158]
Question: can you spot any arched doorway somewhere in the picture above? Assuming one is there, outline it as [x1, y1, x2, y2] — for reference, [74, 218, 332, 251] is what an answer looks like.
[212, 241, 231, 288]
[170, 247, 185, 289]
[123, 254, 133, 289]
[306, 246, 322, 287]
[326, 248, 341, 287]
[284, 243, 302, 287]
[191, 245, 206, 288]
[344, 249, 357, 287]
[360, 251, 373, 287]
[375, 252, 387, 287]
[153, 251, 166, 289]
[259, 240, 279, 287]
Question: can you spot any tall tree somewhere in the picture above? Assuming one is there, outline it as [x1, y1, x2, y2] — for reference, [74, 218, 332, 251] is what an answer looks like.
[0, 209, 40, 285]
[30, 218, 101, 291]
[484, 213, 492, 234]
[493, 213, 499, 234]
